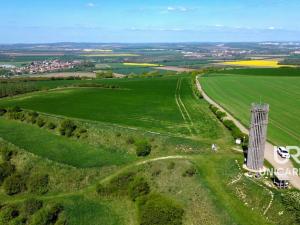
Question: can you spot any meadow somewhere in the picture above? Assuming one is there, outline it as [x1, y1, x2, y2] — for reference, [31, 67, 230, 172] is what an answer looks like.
[201, 68, 300, 146]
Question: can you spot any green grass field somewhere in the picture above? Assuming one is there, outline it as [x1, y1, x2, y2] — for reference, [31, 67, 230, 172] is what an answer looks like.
[201, 69, 300, 146]
[0, 118, 134, 168]
[0, 76, 226, 140]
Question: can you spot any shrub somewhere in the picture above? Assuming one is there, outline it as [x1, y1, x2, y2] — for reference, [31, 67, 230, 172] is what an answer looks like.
[167, 161, 175, 170]
[135, 140, 152, 157]
[30, 203, 63, 225]
[37, 118, 46, 127]
[137, 193, 184, 225]
[151, 168, 161, 177]
[128, 177, 150, 201]
[0, 205, 20, 224]
[223, 119, 235, 130]
[3, 173, 27, 195]
[74, 128, 87, 138]
[47, 122, 57, 130]
[22, 198, 43, 215]
[126, 137, 135, 144]
[96, 183, 112, 196]
[0, 108, 7, 116]
[98, 171, 136, 196]
[27, 173, 49, 194]
[182, 166, 197, 177]
[216, 110, 226, 120]
[281, 192, 300, 224]
[1, 146, 14, 161]
[209, 105, 218, 113]
[0, 162, 15, 184]
[7, 111, 25, 121]
[26, 111, 39, 124]
[8, 106, 22, 113]
[59, 120, 77, 137]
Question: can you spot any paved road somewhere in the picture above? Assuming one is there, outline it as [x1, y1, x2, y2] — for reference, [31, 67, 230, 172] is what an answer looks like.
[196, 75, 300, 190]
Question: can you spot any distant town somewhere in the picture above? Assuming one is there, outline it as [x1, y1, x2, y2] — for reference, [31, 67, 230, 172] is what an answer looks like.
[0, 60, 82, 76]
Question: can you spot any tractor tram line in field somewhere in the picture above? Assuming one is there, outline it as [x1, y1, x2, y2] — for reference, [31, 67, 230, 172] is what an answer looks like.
[175, 77, 195, 135]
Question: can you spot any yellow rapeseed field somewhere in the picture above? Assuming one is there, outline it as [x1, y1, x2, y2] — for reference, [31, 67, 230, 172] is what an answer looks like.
[123, 63, 162, 67]
[221, 60, 293, 68]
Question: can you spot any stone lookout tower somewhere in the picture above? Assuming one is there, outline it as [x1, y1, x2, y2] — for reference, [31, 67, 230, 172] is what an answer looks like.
[246, 103, 269, 172]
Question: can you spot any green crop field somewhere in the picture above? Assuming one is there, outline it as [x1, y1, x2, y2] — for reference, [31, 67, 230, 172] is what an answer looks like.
[0, 76, 226, 140]
[201, 69, 300, 146]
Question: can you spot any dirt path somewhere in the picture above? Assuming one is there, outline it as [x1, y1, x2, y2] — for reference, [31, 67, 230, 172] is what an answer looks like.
[196, 75, 300, 190]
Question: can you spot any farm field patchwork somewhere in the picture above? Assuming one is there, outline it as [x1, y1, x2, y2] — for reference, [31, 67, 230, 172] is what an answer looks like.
[82, 54, 139, 57]
[200, 69, 300, 146]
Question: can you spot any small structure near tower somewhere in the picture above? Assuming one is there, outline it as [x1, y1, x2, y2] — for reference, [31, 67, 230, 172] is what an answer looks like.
[245, 103, 269, 172]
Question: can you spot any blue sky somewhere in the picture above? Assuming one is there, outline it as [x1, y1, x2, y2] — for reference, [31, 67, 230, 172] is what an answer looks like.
[1, 0, 300, 43]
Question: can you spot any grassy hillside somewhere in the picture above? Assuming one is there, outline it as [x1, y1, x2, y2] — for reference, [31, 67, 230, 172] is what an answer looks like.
[1, 74, 299, 225]
[201, 70, 300, 146]
[0, 76, 226, 141]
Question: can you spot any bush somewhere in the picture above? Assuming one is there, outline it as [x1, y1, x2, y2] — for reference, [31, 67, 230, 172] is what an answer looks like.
[128, 177, 150, 201]
[281, 192, 300, 224]
[30, 203, 63, 225]
[0, 162, 15, 184]
[22, 198, 43, 215]
[37, 118, 46, 127]
[223, 119, 235, 130]
[47, 122, 57, 130]
[74, 128, 87, 138]
[97, 171, 136, 196]
[167, 161, 175, 170]
[26, 111, 39, 124]
[135, 140, 152, 157]
[0, 205, 20, 224]
[96, 183, 112, 196]
[209, 105, 218, 113]
[27, 173, 49, 194]
[1, 146, 14, 161]
[8, 106, 22, 113]
[126, 137, 135, 144]
[3, 173, 27, 195]
[137, 193, 184, 225]
[216, 110, 226, 120]
[182, 166, 197, 177]
[0, 108, 7, 116]
[59, 120, 77, 137]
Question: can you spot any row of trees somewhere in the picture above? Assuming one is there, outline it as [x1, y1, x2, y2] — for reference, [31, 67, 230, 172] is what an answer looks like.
[0, 82, 38, 98]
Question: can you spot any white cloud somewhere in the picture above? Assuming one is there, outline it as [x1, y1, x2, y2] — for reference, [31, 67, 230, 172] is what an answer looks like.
[86, 2, 95, 7]
[165, 6, 190, 13]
